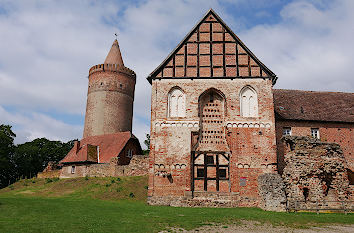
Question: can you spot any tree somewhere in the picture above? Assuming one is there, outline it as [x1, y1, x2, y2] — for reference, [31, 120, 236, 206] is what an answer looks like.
[144, 134, 150, 149]
[13, 138, 75, 179]
[143, 134, 150, 156]
[0, 125, 16, 188]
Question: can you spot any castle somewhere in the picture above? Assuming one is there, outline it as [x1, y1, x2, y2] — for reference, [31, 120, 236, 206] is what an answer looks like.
[45, 9, 353, 210]
[57, 39, 145, 178]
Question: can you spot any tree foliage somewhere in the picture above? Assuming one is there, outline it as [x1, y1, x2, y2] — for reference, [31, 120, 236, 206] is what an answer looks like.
[0, 124, 75, 188]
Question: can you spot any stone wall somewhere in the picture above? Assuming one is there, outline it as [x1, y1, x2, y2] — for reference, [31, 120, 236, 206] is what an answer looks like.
[258, 173, 286, 211]
[57, 155, 148, 178]
[281, 136, 352, 209]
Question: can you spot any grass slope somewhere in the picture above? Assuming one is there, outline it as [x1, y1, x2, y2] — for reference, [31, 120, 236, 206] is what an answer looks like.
[0, 176, 353, 233]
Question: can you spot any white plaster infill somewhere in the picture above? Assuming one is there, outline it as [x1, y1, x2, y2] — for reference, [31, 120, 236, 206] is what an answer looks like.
[226, 122, 272, 128]
[154, 121, 199, 128]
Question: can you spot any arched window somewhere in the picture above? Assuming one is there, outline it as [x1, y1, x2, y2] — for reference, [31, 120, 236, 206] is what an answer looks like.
[168, 87, 185, 117]
[240, 86, 258, 117]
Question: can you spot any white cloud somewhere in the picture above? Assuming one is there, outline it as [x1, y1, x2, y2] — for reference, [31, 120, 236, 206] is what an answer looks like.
[239, 0, 354, 92]
[0, 106, 82, 144]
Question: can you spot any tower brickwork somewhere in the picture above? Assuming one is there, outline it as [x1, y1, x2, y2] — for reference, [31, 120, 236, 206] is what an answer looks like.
[83, 40, 136, 138]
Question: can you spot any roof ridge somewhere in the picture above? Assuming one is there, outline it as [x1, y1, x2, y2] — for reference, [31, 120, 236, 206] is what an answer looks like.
[274, 88, 354, 94]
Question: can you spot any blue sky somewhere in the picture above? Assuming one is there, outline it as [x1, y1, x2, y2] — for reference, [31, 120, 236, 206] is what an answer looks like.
[0, 0, 353, 147]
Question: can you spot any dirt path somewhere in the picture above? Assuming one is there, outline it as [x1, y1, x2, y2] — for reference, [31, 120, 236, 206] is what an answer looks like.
[162, 221, 354, 233]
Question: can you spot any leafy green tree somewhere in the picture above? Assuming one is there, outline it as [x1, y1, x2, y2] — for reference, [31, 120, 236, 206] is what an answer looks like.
[0, 125, 16, 188]
[13, 138, 75, 179]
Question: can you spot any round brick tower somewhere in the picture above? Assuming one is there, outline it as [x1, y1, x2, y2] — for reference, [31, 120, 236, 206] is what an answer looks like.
[83, 39, 136, 138]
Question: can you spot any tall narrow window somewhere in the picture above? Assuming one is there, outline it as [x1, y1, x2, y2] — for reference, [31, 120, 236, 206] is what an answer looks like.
[71, 166, 76, 174]
[240, 86, 258, 117]
[311, 128, 320, 139]
[168, 87, 185, 117]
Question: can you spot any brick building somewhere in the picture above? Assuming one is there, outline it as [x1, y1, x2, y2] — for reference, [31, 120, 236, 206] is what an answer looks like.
[58, 39, 143, 178]
[147, 9, 353, 207]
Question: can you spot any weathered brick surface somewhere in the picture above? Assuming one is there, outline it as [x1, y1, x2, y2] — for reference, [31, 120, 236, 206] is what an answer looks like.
[83, 66, 136, 138]
[148, 78, 277, 206]
[281, 136, 353, 209]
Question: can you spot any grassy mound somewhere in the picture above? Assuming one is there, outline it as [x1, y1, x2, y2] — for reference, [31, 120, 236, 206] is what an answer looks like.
[0, 176, 148, 201]
[0, 176, 353, 232]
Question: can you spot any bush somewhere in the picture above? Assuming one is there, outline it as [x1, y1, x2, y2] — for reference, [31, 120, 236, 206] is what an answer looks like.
[144, 185, 148, 190]
[116, 177, 121, 182]
[111, 179, 115, 184]
[129, 192, 135, 198]
[52, 177, 59, 182]
[105, 183, 111, 187]
[84, 176, 89, 180]
[45, 178, 53, 183]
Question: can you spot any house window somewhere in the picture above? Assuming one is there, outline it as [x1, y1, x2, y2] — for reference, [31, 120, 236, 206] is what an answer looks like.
[71, 166, 76, 174]
[311, 128, 320, 139]
[283, 127, 292, 136]
[206, 155, 214, 164]
[219, 169, 226, 178]
[168, 87, 185, 117]
[127, 149, 133, 158]
[240, 86, 258, 117]
[197, 168, 204, 178]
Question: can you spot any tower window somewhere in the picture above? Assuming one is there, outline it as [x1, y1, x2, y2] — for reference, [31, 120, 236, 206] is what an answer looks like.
[71, 166, 76, 174]
[283, 127, 292, 136]
[311, 128, 320, 139]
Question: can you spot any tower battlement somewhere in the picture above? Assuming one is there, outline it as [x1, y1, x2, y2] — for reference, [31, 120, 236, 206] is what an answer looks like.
[89, 63, 136, 77]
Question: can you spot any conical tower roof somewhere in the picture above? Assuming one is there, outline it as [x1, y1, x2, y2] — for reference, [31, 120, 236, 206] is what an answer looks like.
[104, 39, 124, 66]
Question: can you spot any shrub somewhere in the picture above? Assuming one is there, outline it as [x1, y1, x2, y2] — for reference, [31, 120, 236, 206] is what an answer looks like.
[116, 177, 121, 182]
[105, 183, 111, 187]
[45, 178, 53, 183]
[84, 176, 89, 180]
[111, 179, 115, 184]
[144, 185, 148, 190]
[129, 192, 135, 198]
[52, 177, 59, 182]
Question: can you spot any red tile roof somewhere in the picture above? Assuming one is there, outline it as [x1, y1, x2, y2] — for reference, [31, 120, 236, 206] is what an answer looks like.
[60, 132, 140, 164]
[273, 89, 354, 123]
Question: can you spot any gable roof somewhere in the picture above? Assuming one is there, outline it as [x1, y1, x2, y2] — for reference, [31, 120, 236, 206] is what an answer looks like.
[273, 89, 354, 123]
[60, 132, 142, 164]
[147, 9, 277, 84]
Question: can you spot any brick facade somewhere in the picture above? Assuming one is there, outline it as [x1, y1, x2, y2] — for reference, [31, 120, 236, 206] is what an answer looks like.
[147, 9, 278, 207]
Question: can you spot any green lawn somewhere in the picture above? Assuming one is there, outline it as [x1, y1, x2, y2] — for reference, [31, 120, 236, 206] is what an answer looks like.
[0, 177, 353, 232]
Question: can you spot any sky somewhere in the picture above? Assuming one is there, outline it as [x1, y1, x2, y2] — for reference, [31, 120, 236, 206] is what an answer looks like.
[0, 0, 353, 147]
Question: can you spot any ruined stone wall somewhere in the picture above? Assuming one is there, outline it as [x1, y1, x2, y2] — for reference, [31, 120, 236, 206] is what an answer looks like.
[275, 120, 354, 173]
[281, 136, 352, 209]
[59, 155, 148, 178]
[149, 78, 277, 207]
